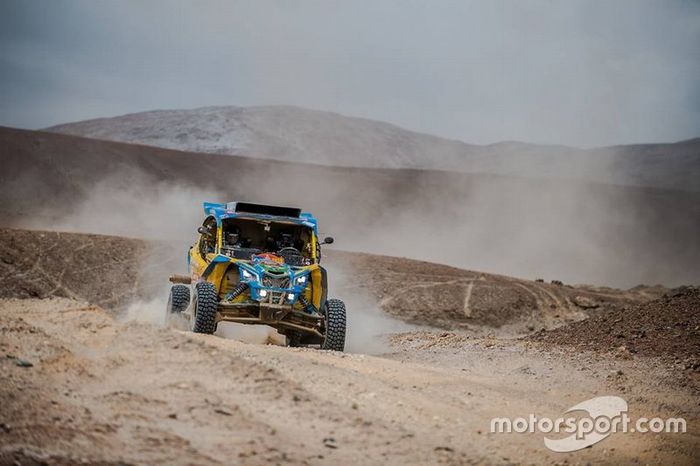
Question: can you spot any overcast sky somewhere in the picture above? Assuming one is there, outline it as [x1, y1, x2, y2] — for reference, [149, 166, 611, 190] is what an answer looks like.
[1, 0, 698, 146]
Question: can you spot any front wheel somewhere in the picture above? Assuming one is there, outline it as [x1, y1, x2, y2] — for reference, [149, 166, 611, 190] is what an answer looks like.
[192, 282, 218, 334]
[321, 299, 346, 351]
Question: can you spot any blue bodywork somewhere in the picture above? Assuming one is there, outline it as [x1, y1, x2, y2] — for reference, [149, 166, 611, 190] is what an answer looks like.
[198, 201, 317, 308]
[235, 257, 311, 304]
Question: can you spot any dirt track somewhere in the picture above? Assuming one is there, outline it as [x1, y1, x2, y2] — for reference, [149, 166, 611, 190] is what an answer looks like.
[0, 228, 698, 464]
[1, 298, 698, 465]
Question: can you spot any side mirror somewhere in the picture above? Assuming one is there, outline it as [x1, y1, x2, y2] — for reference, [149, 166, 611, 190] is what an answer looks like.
[322, 236, 334, 245]
[197, 226, 210, 236]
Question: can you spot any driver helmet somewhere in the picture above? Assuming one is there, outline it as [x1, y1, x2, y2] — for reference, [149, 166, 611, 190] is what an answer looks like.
[226, 227, 241, 246]
[277, 232, 294, 248]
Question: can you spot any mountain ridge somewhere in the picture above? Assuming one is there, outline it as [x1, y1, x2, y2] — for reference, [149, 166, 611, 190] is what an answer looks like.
[46, 105, 700, 191]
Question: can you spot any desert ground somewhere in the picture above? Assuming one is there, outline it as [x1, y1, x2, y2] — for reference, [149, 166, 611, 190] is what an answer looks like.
[1, 1, 699, 463]
[1, 228, 698, 465]
[0, 121, 698, 465]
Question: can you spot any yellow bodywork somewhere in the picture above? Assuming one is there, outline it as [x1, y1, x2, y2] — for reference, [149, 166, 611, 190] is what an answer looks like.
[188, 226, 324, 309]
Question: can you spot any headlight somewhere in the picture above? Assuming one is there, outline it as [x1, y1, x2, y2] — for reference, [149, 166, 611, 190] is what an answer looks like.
[287, 293, 295, 301]
[259, 289, 268, 297]
[295, 275, 308, 286]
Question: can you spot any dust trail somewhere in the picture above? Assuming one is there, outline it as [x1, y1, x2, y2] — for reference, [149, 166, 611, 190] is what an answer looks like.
[216, 323, 285, 346]
[121, 274, 289, 345]
[123, 296, 168, 326]
[46, 170, 406, 349]
[325, 262, 419, 354]
[26, 170, 221, 241]
[123, 261, 416, 353]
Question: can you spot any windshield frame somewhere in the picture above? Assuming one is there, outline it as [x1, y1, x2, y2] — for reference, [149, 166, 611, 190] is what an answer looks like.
[218, 216, 317, 264]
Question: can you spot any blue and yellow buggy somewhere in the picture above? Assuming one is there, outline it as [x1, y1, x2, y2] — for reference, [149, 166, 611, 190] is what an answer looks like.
[167, 202, 346, 351]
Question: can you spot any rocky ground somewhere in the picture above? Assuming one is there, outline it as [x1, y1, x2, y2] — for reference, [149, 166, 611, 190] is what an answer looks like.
[1, 298, 698, 465]
[328, 250, 665, 334]
[530, 286, 700, 359]
[529, 286, 700, 391]
[0, 228, 698, 464]
[0, 228, 665, 336]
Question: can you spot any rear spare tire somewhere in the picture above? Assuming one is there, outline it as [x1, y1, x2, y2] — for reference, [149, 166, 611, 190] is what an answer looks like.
[192, 282, 218, 334]
[321, 298, 346, 351]
[167, 285, 190, 315]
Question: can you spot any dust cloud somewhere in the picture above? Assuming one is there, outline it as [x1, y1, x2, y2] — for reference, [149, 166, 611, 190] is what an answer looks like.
[40, 170, 412, 351]
[14, 134, 699, 346]
[31, 170, 221, 241]
[325, 261, 419, 354]
[320, 169, 700, 289]
[167, 149, 698, 289]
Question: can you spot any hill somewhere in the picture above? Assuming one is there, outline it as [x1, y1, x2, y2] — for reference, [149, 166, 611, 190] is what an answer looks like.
[1, 126, 699, 287]
[47, 105, 700, 191]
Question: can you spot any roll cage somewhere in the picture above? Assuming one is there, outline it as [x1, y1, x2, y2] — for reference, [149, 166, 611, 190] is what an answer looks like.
[195, 209, 322, 264]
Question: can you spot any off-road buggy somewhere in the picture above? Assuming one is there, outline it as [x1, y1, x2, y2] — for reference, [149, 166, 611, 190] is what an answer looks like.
[166, 202, 346, 351]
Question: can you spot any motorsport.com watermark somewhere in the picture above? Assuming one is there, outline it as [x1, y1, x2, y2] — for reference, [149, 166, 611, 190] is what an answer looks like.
[490, 396, 687, 452]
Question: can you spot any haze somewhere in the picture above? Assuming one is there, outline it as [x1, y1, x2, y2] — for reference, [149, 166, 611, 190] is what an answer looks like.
[1, 0, 699, 147]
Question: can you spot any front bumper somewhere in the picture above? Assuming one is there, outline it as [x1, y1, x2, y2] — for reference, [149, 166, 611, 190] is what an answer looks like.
[216, 302, 324, 337]
[248, 281, 305, 305]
